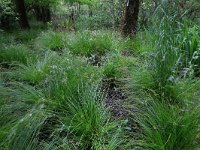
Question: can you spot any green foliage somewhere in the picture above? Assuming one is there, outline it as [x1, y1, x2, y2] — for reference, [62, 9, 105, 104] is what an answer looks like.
[64, 0, 96, 5]
[0, 0, 15, 28]
[0, 52, 123, 149]
[26, 0, 58, 7]
[0, 82, 44, 146]
[68, 31, 117, 57]
[130, 10, 200, 102]
[76, 12, 113, 30]
[34, 31, 66, 51]
[41, 63, 122, 149]
[8, 52, 56, 84]
[0, 44, 29, 65]
[0, 33, 15, 48]
[125, 31, 157, 54]
[0, 0, 14, 16]
[137, 100, 200, 150]
[103, 53, 136, 79]
[1, 2, 200, 148]
[12, 28, 44, 43]
[179, 24, 200, 76]
[6, 109, 48, 150]
[124, 64, 154, 97]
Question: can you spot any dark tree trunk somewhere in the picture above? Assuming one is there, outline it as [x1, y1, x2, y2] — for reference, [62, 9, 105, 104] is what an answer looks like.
[45, 8, 51, 22]
[122, 0, 140, 36]
[34, 6, 51, 23]
[34, 5, 43, 21]
[15, 0, 30, 29]
[41, 7, 46, 23]
[1, 16, 10, 29]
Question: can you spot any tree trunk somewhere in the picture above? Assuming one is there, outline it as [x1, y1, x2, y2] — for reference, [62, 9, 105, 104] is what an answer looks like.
[1, 16, 10, 29]
[15, 0, 30, 29]
[41, 7, 51, 23]
[34, 5, 51, 23]
[122, 0, 140, 36]
[45, 8, 51, 22]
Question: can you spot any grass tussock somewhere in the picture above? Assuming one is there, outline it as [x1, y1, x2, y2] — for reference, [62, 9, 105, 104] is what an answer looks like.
[0, 44, 29, 65]
[67, 31, 120, 56]
[137, 100, 200, 150]
[34, 30, 66, 52]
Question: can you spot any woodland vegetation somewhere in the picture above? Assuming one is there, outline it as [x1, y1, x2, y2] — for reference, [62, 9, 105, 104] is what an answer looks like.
[0, 0, 200, 149]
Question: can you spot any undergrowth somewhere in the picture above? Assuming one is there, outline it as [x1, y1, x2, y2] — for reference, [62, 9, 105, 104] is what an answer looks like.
[0, 7, 200, 149]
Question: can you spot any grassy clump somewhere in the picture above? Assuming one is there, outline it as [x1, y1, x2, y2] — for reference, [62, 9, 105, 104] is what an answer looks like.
[0, 46, 125, 149]
[103, 53, 137, 79]
[122, 31, 157, 55]
[124, 3, 200, 149]
[179, 24, 200, 77]
[67, 31, 118, 57]
[12, 29, 43, 43]
[0, 44, 29, 65]
[137, 100, 200, 150]
[44, 71, 120, 149]
[34, 30, 66, 52]
[2, 52, 57, 85]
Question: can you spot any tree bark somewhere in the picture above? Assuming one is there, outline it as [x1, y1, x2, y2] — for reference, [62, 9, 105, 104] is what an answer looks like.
[122, 0, 140, 36]
[15, 0, 30, 29]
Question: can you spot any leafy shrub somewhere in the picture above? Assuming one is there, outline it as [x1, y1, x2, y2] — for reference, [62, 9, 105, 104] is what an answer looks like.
[0, 0, 15, 28]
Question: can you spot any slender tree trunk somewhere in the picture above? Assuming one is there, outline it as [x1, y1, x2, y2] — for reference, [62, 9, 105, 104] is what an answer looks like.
[122, 0, 140, 36]
[15, 0, 30, 29]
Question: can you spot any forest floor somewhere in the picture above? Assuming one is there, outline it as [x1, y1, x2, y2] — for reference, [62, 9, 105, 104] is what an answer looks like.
[1, 20, 200, 149]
